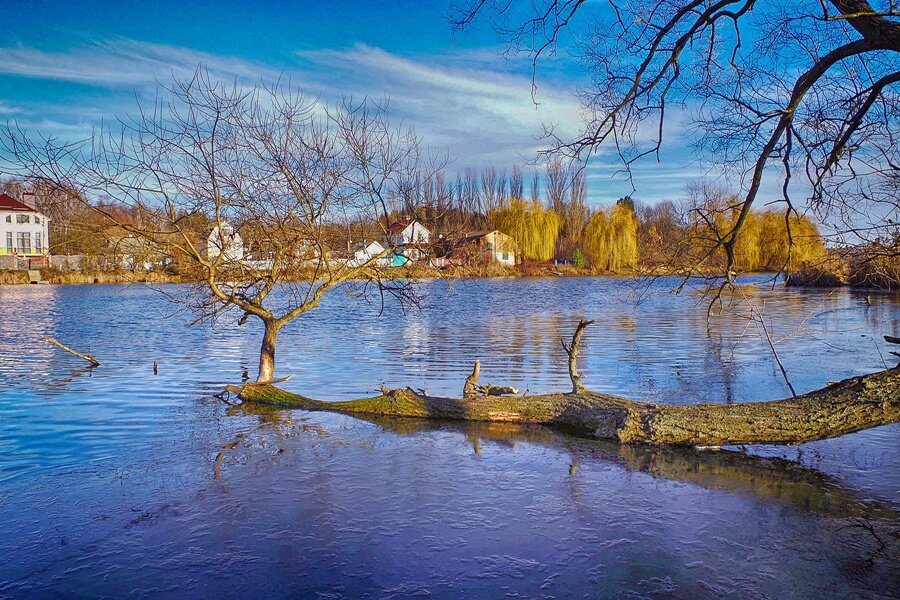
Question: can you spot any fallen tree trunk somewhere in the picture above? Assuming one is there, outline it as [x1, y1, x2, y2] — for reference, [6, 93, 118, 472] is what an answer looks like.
[230, 368, 899, 446]
[228, 323, 900, 447]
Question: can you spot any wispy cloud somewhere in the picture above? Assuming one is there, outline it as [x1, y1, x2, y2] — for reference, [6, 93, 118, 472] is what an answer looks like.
[296, 44, 585, 165]
[0, 39, 697, 201]
[0, 40, 279, 86]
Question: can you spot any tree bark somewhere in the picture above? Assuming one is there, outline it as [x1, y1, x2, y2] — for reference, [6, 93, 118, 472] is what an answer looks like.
[230, 367, 899, 446]
[562, 319, 595, 393]
[256, 319, 281, 384]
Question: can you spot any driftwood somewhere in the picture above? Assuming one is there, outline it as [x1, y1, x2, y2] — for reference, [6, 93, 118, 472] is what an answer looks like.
[462, 359, 519, 397]
[43, 337, 100, 367]
[230, 324, 900, 447]
[886, 335, 900, 361]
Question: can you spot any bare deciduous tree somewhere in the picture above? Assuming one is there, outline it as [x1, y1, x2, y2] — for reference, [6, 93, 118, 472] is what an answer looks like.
[451, 0, 900, 284]
[1, 70, 439, 383]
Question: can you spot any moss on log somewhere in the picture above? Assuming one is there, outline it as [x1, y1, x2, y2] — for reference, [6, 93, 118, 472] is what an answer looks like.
[229, 367, 900, 446]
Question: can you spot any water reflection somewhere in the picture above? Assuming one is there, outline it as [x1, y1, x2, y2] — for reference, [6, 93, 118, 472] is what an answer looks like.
[335, 413, 899, 522]
[1, 279, 898, 598]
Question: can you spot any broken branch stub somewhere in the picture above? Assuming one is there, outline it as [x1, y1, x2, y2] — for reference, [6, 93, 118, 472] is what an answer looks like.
[463, 360, 481, 398]
[561, 319, 595, 393]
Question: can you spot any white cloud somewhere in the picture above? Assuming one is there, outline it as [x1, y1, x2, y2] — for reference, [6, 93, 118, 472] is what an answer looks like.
[0, 39, 705, 201]
[0, 40, 280, 86]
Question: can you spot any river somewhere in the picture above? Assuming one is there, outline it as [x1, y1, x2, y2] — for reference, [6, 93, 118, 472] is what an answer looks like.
[0, 276, 898, 598]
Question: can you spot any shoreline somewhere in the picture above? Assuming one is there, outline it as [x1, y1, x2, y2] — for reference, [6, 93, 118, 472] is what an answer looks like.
[1, 265, 895, 291]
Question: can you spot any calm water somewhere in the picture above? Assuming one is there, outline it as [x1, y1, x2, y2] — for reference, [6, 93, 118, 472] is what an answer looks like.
[0, 276, 898, 599]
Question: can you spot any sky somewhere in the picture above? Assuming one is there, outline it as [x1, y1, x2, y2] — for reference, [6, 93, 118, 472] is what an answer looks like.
[0, 0, 719, 207]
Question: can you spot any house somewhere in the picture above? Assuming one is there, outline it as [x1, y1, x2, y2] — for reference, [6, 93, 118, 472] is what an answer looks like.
[207, 221, 245, 262]
[0, 192, 50, 258]
[349, 240, 388, 267]
[388, 218, 431, 246]
[387, 218, 432, 266]
[452, 230, 517, 266]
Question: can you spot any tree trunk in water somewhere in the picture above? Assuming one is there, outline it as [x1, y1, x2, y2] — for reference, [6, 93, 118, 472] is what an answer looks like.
[256, 320, 280, 384]
[230, 368, 900, 446]
[231, 322, 900, 447]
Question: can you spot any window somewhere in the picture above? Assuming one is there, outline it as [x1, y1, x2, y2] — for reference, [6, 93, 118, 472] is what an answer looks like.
[4, 215, 9, 223]
[502, 252, 509, 261]
[34, 233, 42, 253]
[34, 217, 40, 224]
[5, 232, 11, 254]
[16, 214, 29, 224]
[16, 232, 31, 254]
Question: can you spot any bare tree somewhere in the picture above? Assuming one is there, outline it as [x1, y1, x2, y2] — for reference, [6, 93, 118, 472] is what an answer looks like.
[480, 166, 500, 212]
[1, 70, 438, 383]
[510, 165, 524, 199]
[451, 0, 900, 284]
[545, 157, 569, 214]
[495, 167, 509, 206]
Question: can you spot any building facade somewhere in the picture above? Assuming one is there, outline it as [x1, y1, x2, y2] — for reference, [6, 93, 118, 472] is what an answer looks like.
[388, 219, 431, 246]
[0, 193, 50, 257]
[453, 230, 517, 266]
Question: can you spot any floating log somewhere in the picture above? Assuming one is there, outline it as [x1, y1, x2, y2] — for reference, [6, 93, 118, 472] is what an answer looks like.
[229, 323, 900, 447]
[43, 337, 100, 367]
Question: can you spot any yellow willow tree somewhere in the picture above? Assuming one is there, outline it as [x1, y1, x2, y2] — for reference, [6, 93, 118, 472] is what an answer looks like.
[583, 202, 639, 271]
[732, 210, 762, 271]
[490, 198, 560, 262]
[686, 184, 827, 274]
[757, 210, 827, 271]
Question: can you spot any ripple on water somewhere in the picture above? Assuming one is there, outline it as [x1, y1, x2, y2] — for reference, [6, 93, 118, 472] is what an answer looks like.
[0, 278, 898, 598]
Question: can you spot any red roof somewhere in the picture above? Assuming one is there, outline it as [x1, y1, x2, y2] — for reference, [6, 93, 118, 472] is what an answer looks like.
[0, 193, 36, 212]
[388, 218, 416, 234]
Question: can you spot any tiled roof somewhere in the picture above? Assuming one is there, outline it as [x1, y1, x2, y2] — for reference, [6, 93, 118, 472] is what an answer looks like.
[388, 219, 416, 233]
[0, 193, 36, 212]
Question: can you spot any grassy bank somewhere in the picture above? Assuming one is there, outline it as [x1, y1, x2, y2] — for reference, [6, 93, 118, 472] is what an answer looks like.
[0, 263, 631, 286]
[0, 269, 184, 286]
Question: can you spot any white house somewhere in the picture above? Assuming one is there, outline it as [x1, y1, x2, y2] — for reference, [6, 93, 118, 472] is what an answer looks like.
[207, 222, 245, 262]
[349, 240, 387, 267]
[0, 192, 50, 258]
[388, 219, 431, 246]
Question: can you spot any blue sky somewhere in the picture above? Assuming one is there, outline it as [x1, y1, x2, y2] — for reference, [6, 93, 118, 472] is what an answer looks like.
[0, 0, 716, 206]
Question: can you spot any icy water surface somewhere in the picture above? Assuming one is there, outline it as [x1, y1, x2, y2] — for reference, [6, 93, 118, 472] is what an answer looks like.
[0, 277, 898, 598]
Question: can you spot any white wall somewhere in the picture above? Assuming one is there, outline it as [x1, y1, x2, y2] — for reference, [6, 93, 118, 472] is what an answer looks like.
[0, 210, 50, 256]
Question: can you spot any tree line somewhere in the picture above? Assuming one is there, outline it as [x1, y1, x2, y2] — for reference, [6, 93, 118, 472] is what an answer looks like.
[2, 161, 828, 277]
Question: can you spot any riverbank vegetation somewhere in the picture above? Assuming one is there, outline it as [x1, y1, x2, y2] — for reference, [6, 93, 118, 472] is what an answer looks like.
[1, 163, 838, 282]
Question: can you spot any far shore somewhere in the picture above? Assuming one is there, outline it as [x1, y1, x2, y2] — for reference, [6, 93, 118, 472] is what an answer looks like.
[2, 264, 892, 291]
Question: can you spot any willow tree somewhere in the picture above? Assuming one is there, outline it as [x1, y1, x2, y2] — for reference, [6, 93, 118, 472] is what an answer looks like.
[583, 202, 639, 271]
[1, 70, 437, 383]
[490, 198, 561, 261]
[756, 211, 827, 271]
[451, 0, 900, 284]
